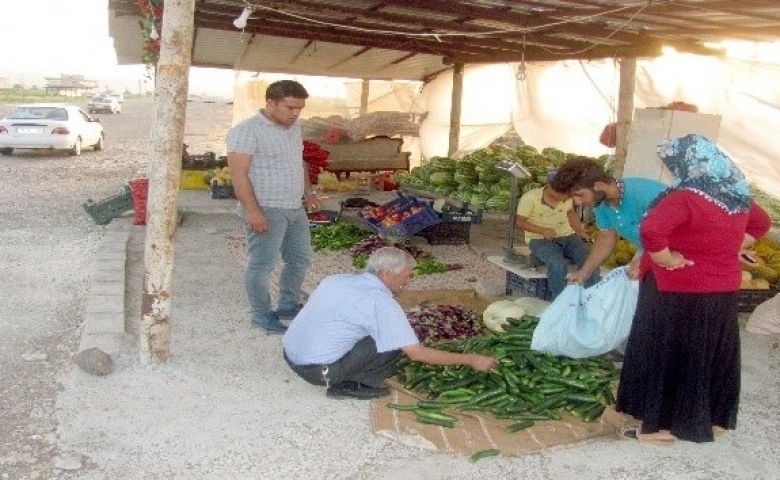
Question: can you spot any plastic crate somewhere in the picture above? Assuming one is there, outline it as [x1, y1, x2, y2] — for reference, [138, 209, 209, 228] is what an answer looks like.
[308, 207, 342, 227]
[182, 151, 219, 170]
[737, 286, 778, 313]
[82, 186, 133, 225]
[209, 180, 236, 199]
[360, 193, 440, 238]
[130, 178, 149, 225]
[439, 205, 483, 224]
[418, 222, 471, 245]
[179, 170, 209, 190]
[506, 271, 551, 300]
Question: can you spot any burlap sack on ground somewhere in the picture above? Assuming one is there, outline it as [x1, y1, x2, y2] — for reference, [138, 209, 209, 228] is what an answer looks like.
[370, 379, 632, 457]
[746, 293, 780, 335]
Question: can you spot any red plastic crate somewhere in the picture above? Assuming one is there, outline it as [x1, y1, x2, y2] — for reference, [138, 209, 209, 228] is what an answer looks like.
[130, 178, 149, 225]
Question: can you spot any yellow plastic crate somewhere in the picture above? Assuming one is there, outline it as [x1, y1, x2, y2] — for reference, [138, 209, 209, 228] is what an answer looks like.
[179, 170, 209, 190]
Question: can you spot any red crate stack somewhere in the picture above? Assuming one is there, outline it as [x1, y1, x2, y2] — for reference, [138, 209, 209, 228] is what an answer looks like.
[130, 178, 149, 225]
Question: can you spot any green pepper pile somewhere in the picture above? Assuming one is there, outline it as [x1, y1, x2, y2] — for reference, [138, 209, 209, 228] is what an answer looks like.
[309, 223, 372, 251]
[390, 315, 619, 432]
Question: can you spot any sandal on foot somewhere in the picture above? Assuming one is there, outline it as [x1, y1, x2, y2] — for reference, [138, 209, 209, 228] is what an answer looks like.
[619, 428, 676, 446]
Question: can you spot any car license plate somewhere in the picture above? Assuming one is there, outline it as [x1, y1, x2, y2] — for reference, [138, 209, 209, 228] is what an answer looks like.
[17, 127, 44, 134]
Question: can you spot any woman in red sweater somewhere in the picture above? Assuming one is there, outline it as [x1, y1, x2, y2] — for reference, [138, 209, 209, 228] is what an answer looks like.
[616, 134, 771, 444]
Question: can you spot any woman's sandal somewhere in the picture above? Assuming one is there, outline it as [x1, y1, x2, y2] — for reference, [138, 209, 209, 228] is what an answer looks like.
[619, 428, 676, 446]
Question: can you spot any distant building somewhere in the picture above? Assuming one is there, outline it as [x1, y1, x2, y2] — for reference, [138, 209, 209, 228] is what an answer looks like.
[44, 74, 99, 97]
[0, 76, 8, 89]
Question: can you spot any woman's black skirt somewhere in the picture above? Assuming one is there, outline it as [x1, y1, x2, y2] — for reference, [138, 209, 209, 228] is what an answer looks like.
[616, 272, 741, 442]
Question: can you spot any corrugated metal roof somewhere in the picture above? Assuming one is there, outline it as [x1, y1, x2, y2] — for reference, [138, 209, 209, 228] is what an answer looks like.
[109, 0, 780, 82]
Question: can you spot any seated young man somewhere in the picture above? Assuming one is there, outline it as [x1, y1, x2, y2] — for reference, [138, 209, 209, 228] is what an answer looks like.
[282, 247, 497, 399]
[515, 183, 598, 299]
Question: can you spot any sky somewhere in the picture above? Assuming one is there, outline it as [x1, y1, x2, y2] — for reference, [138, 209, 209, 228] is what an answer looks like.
[0, 0, 238, 98]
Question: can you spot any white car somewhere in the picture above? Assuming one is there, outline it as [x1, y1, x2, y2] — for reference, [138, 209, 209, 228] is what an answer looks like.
[87, 95, 122, 114]
[0, 104, 104, 156]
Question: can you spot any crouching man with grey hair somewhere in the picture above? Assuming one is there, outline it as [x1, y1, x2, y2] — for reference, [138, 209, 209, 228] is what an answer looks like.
[282, 247, 498, 399]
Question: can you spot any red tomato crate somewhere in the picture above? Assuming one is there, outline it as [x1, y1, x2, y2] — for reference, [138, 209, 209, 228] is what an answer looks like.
[360, 193, 440, 238]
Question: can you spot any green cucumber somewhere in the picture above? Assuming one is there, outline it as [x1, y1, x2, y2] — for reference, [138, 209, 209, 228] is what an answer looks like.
[506, 420, 535, 433]
[602, 387, 616, 405]
[386, 403, 418, 411]
[416, 416, 454, 428]
[468, 387, 505, 405]
[415, 409, 457, 423]
[469, 448, 500, 463]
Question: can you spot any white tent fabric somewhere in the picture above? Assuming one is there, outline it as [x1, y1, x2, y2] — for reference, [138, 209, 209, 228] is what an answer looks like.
[418, 52, 780, 198]
[418, 64, 516, 159]
[228, 47, 780, 198]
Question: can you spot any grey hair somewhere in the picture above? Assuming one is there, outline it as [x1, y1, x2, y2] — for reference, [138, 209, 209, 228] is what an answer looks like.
[364, 247, 417, 275]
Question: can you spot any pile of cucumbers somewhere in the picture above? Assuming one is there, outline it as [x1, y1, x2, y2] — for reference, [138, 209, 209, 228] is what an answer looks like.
[390, 315, 620, 432]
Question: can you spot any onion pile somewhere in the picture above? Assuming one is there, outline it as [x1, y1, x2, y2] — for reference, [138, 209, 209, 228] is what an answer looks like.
[405, 303, 487, 344]
[350, 235, 430, 267]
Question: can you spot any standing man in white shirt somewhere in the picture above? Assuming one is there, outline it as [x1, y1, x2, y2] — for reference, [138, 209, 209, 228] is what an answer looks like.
[227, 80, 320, 334]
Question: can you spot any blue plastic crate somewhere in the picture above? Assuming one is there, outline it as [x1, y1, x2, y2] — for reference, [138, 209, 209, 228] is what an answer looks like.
[506, 271, 551, 300]
[361, 193, 440, 238]
[209, 180, 236, 199]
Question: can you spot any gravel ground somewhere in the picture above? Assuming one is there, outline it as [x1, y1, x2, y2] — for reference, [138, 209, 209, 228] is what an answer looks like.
[2, 98, 779, 479]
[0, 98, 231, 479]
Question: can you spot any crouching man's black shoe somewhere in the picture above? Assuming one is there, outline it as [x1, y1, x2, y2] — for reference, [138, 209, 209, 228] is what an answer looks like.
[326, 381, 390, 399]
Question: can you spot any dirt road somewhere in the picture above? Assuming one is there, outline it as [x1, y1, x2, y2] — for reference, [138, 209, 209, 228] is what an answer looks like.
[0, 98, 232, 478]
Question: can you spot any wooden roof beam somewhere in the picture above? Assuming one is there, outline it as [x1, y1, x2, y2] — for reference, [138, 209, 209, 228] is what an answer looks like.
[193, 17, 484, 59]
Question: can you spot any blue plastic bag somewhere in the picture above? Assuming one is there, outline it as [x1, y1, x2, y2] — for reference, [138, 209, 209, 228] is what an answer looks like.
[531, 266, 639, 359]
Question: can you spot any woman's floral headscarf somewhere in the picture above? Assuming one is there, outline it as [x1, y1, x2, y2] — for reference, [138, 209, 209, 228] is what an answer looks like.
[648, 133, 751, 215]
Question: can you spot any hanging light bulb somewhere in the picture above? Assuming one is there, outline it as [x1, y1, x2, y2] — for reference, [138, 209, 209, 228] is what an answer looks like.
[149, 23, 160, 40]
[233, 6, 252, 30]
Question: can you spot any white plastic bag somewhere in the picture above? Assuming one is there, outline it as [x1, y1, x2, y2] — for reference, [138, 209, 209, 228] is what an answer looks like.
[531, 266, 639, 358]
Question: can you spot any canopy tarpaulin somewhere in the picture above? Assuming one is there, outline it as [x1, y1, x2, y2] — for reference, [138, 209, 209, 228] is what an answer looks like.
[418, 50, 780, 199]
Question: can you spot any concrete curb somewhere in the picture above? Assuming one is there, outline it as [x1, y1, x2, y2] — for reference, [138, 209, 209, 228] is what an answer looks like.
[77, 194, 236, 361]
[78, 227, 133, 357]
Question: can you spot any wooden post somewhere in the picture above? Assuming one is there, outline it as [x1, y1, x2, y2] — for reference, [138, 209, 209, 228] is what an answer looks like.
[140, 0, 195, 362]
[360, 79, 369, 117]
[611, 57, 636, 178]
[448, 62, 464, 157]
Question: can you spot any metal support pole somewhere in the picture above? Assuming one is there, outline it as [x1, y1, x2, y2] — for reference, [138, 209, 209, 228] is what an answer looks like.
[504, 176, 521, 263]
[140, 0, 195, 362]
[495, 160, 531, 265]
